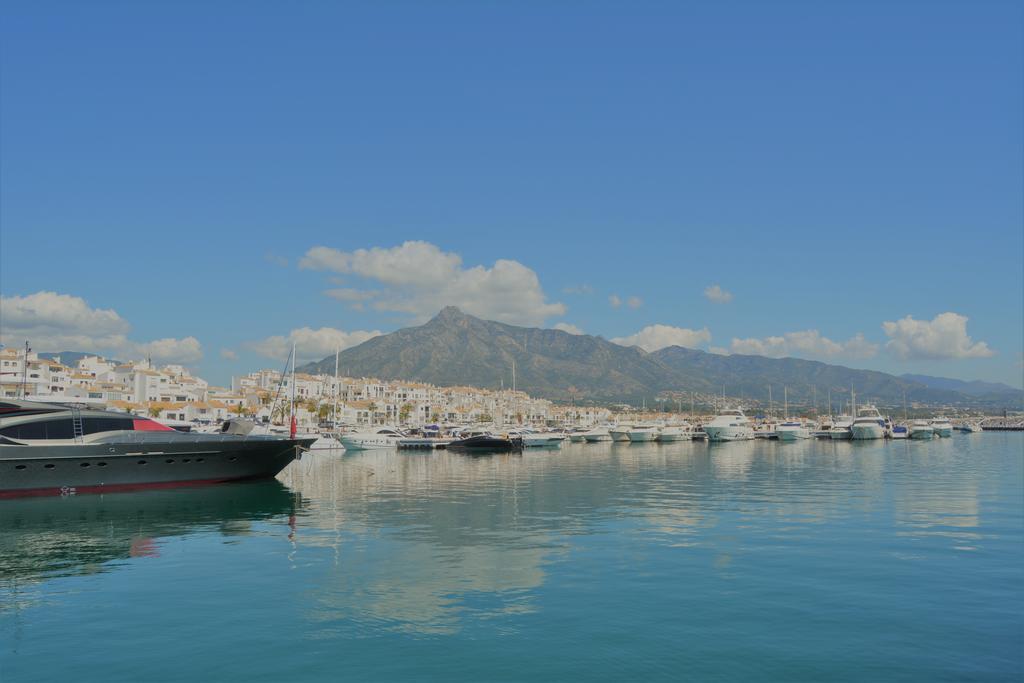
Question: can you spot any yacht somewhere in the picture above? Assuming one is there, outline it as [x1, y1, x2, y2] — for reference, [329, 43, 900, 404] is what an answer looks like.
[910, 420, 935, 440]
[776, 420, 811, 441]
[703, 408, 755, 442]
[812, 417, 834, 438]
[0, 399, 312, 498]
[338, 427, 405, 451]
[851, 405, 886, 440]
[627, 425, 660, 442]
[567, 429, 588, 443]
[582, 426, 612, 442]
[829, 416, 853, 440]
[656, 425, 691, 442]
[520, 431, 565, 448]
[608, 425, 632, 442]
[930, 417, 954, 438]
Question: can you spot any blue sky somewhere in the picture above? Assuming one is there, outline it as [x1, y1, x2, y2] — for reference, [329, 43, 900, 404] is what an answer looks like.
[1, 1, 1021, 388]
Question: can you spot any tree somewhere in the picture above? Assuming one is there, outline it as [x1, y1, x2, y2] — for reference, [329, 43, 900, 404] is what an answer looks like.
[233, 402, 248, 417]
[271, 402, 290, 424]
[399, 403, 413, 424]
[148, 404, 161, 418]
[367, 402, 378, 425]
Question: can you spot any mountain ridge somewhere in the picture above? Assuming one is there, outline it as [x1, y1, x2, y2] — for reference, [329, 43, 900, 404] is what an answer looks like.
[300, 307, 1022, 408]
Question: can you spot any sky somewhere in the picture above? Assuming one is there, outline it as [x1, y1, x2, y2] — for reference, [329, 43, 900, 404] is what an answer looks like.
[1, 1, 1022, 388]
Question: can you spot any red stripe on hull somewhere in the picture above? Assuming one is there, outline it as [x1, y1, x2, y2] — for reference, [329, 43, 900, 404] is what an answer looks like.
[0, 475, 272, 499]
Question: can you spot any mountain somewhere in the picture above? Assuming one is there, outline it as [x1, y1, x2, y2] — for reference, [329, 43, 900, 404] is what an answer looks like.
[901, 374, 1024, 399]
[300, 307, 1020, 408]
[301, 307, 675, 402]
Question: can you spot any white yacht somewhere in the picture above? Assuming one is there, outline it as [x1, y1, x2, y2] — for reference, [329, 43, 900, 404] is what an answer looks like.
[812, 417, 834, 438]
[776, 420, 811, 441]
[656, 425, 691, 442]
[582, 426, 612, 442]
[521, 431, 565, 448]
[627, 425, 660, 442]
[829, 416, 853, 440]
[890, 424, 909, 439]
[567, 429, 587, 443]
[930, 417, 954, 438]
[910, 420, 934, 440]
[608, 425, 632, 442]
[339, 427, 405, 450]
[703, 409, 755, 442]
[851, 405, 886, 440]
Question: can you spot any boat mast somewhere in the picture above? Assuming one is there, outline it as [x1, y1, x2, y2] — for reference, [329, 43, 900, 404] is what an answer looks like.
[20, 341, 30, 398]
[768, 385, 773, 420]
[289, 342, 297, 438]
[333, 346, 339, 427]
[784, 386, 788, 420]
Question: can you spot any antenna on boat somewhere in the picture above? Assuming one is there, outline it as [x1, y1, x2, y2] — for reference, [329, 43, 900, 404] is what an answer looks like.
[333, 346, 340, 428]
[20, 341, 30, 398]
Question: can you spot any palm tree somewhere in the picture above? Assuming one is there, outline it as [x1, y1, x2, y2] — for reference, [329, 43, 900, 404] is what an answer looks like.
[367, 402, 378, 425]
[399, 403, 413, 425]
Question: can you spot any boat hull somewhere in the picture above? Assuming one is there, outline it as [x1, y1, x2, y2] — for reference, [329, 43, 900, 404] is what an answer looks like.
[704, 426, 754, 442]
[776, 428, 810, 441]
[583, 433, 612, 443]
[627, 431, 658, 442]
[338, 436, 401, 450]
[0, 437, 308, 498]
[933, 427, 953, 438]
[910, 428, 934, 440]
[851, 424, 886, 440]
[608, 430, 631, 442]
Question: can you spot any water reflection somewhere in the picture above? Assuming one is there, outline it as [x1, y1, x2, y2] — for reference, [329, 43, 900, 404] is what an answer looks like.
[1, 435, 1014, 642]
[0, 480, 301, 590]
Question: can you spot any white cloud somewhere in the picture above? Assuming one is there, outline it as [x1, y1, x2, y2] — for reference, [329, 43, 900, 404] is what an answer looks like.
[609, 295, 622, 309]
[709, 346, 730, 355]
[300, 241, 565, 326]
[627, 296, 643, 309]
[562, 284, 594, 295]
[0, 291, 203, 363]
[882, 312, 994, 360]
[246, 326, 383, 362]
[220, 348, 238, 361]
[704, 284, 733, 304]
[553, 322, 584, 335]
[264, 252, 289, 267]
[611, 324, 712, 352]
[729, 329, 878, 359]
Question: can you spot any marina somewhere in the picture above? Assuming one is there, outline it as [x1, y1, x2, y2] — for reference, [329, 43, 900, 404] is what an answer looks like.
[2, 433, 1021, 680]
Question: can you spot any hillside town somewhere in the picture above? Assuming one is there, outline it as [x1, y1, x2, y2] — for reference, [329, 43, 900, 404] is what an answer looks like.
[0, 346, 611, 428]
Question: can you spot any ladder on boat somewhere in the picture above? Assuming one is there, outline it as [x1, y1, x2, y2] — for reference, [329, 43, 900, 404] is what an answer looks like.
[71, 407, 84, 442]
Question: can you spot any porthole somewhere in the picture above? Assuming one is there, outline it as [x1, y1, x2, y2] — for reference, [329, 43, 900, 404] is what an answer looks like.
[97, 462, 108, 467]
[44, 463, 55, 469]
[80, 462, 90, 468]
[196, 458, 204, 463]
[165, 459, 175, 464]
[228, 456, 237, 461]
[15, 464, 26, 470]
[183, 458, 191, 463]
[137, 460, 147, 465]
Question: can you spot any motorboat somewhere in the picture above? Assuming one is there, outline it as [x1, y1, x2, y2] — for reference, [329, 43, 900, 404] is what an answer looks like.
[776, 421, 811, 441]
[812, 417, 834, 438]
[0, 399, 311, 498]
[910, 420, 935, 440]
[829, 416, 853, 440]
[656, 425, 691, 442]
[608, 425, 632, 442]
[447, 434, 520, 453]
[890, 424, 909, 439]
[851, 405, 886, 440]
[703, 408, 755, 442]
[338, 427, 406, 451]
[519, 431, 565, 448]
[627, 425, 660, 442]
[567, 429, 588, 443]
[582, 426, 612, 442]
[930, 417, 954, 438]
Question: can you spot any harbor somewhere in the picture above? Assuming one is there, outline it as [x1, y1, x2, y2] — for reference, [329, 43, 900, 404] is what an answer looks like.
[3, 433, 1021, 681]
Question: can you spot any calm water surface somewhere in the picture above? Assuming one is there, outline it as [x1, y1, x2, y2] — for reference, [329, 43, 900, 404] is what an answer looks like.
[2, 434, 1022, 681]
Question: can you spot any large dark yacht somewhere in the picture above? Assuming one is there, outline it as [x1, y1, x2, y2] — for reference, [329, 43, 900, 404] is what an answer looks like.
[0, 400, 313, 498]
